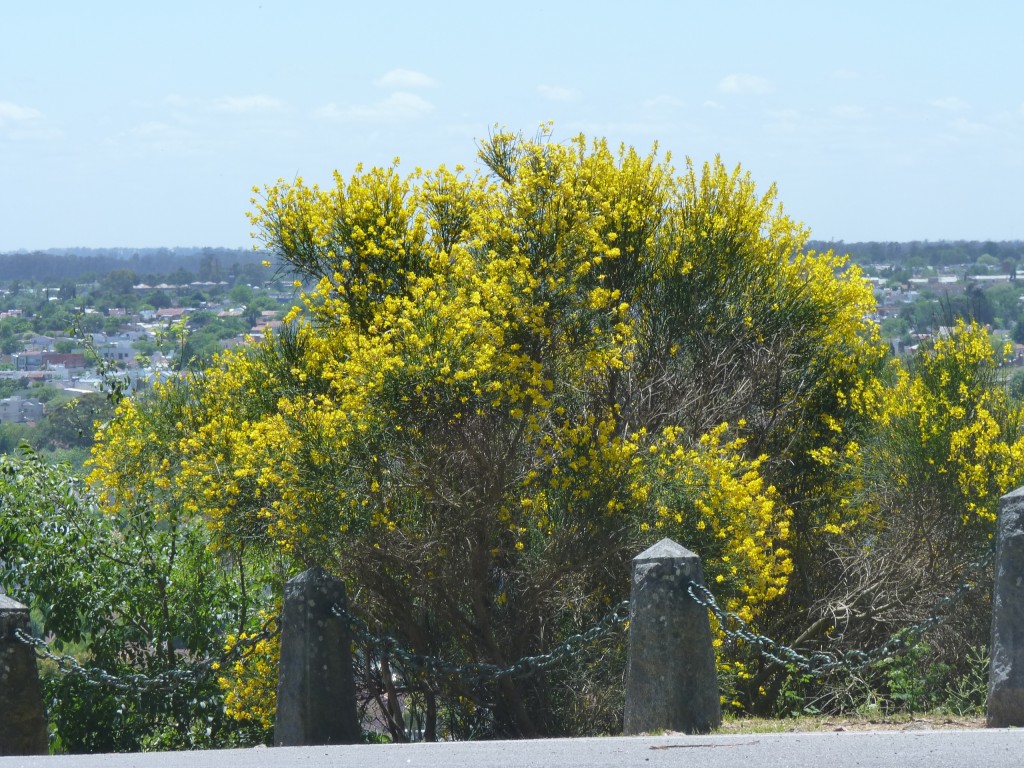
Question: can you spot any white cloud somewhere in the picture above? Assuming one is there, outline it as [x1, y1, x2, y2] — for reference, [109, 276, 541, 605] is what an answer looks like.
[317, 91, 434, 122]
[0, 100, 43, 126]
[537, 84, 581, 103]
[929, 96, 968, 111]
[718, 73, 774, 95]
[703, 100, 724, 110]
[375, 69, 437, 89]
[212, 95, 286, 114]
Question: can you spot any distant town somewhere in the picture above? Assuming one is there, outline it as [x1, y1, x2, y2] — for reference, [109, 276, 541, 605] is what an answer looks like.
[1, 240, 1023, 466]
[834, 239, 1024, 361]
[0, 247, 297, 465]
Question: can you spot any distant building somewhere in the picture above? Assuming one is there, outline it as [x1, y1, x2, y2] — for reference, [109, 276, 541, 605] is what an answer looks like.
[96, 339, 138, 366]
[12, 352, 86, 372]
[968, 274, 1012, 283]
[155, 307, 188, 321]
[43, 352, 87, 371]
[12, 352, 42, 371]
[251, 320, 284, 335]
[0, 396, 44, 424]
[0, 370, 29, 384]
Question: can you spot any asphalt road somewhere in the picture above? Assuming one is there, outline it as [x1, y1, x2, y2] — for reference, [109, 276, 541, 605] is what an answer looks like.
[2, 730, 1022, 768]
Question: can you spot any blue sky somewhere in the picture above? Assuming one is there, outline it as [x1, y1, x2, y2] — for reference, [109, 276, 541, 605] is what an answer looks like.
[2, 1, 1021, 250]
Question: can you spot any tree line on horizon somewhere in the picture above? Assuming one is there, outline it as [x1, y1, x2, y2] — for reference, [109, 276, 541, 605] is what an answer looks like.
[808, 239, 1024, 268]
[0, 247, 270, 285]
[3, 241, 1022, 287]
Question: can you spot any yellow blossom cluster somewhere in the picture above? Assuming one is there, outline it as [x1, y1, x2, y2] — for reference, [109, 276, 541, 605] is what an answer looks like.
[863, 320, 1024, 531]
[217, 612, 280, 730]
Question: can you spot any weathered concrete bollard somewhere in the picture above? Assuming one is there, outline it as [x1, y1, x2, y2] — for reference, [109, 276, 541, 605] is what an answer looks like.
[623, 538, 721, 735]
[0, 595, 49, 756]
[988, 486, 1024, 727]
[275, 568, 361, 746]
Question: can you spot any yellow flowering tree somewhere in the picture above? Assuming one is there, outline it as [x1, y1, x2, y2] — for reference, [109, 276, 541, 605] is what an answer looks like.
[91, 129, 884, 734]
[824, 321, 1024, 654]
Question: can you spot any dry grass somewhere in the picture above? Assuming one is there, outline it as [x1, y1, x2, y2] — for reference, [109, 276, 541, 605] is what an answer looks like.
[718, 713, 986, 733]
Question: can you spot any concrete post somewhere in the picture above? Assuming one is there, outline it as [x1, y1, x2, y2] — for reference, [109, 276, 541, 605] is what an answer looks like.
[275, 568, 361, 746]
[623, 538, 721, 735]
[988, 486, 1024, 727]
[0, 595, 49, 756]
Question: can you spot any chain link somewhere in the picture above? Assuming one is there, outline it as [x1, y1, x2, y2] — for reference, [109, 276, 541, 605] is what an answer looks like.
[333, 600, 631, 684]
[17, 547, 991, 691]
[14, 614, 280, 693]
[686, 546, 995, 676]
[333, 547, 993, 685]
[14, 628, 213, 692]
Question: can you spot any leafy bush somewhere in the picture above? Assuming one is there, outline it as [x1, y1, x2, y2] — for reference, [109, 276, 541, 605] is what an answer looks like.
[0, 447, 277, 752]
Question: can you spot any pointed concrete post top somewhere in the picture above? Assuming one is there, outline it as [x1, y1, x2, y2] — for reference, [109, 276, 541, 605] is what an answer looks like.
[1000, 485, 1024, 503]
[634, 537, 698, 563]
[283, 567, 348, 606]
[288, 566, 334, 585]
[998, 486, 1024, 521]
[0, 594, 28, 612]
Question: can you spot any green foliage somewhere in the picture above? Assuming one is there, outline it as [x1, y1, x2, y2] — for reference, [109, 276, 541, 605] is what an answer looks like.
[31, 393, 115, 451]
[773, 668, 821, 718]
[941, 645, 990, 716]
[228, 283, 254, 305]
[838, 643, 990, 717]
[0, 248, 267, 284]
[826, 240, 1023, 269]
[880, 644, 951, 714]
[144, 290, 172, 309]
[0, 317, 29, 354]
[0, 448, 277, 752]
[99, 269, 139, 295]
[0, 422, 32, 453]
[0, 377, 19, 399]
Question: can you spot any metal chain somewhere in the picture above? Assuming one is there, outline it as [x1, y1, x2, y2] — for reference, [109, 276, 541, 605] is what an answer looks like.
[13, 614, 280, 693]
[14, 628, 213, 692]
[333, 600, 631, 684]
[686, 546, 996, 676]
[21, 547, 988, 692]
[333, 545, 993, 685]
